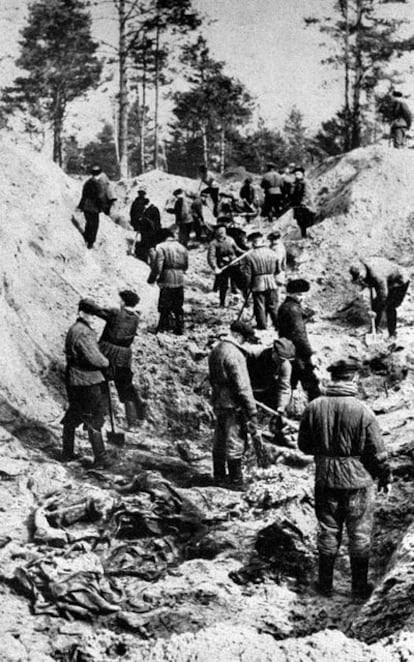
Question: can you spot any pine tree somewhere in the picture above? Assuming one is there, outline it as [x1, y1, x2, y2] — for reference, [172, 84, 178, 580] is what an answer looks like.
[3, 0, 102, 165]
[306, 0, 414, 150]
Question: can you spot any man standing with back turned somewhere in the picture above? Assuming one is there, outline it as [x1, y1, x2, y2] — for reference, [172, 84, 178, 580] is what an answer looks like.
[298, 358, 391, 600]
[61, 299, 110, 467]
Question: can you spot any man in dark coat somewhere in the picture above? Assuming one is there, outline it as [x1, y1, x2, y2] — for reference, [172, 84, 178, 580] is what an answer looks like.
[130, 190, 161, 263]
[78, 165, 115, 249]
[389, 90, 412, 148]
[350, 258, 410, 338]
[147, 226, 189, 335]
[241, 231, 281, 330]
[291, 167, 316, 238]
[61, 299, 110, 467]
[167, 189, 193, 247]
[86, 290, 146, 429]
[208, 321, 259, 488]
[277, 279, 320, 400]
[207, 225, 245, 307]
[298, 358, 391, 599]
[260, 163, 284, 220]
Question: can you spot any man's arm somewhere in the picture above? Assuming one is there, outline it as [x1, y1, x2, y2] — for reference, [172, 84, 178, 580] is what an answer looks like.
[148, 247, 164, 284]
[361, 416, 391, 486]
[230, 237, 245, 257]
[78, 333, 109, 370]
[207, 242, 218, 272]
[227, 355, 257, 420]
[289, 307, 313, 358]
[275, 359, 292, 413]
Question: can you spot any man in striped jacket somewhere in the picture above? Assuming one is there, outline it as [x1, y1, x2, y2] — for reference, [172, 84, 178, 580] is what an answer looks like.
[148, 226, 189, 335]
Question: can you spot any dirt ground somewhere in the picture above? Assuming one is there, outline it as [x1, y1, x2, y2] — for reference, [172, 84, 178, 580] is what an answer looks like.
[1, 134, 414, 660]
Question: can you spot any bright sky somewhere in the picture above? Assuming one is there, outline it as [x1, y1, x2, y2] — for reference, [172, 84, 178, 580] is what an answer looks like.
[1, 0, 414, 143]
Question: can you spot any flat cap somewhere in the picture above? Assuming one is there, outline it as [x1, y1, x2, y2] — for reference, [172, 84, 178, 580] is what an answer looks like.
[274, 338, 295, 359]
[173, 188, 183, 196]
[350, 264, 362, 281]
[392, 90, 403, 98]
[78, 298, 96, 314]
[230, 320, 256, 341]
[119, 289, 140, 307]
[286, 279, 310, 294]
[90, 165, 102, 175]
[268, 230, 281, 241]
[328, 357, 361, 377]
[266, 162, 276, 169]
[247, 231, 263, 242]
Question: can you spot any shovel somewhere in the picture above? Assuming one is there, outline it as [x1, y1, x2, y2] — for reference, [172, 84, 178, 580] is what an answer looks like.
[365, 311, 377, 347]
[106, 382, 125, 446]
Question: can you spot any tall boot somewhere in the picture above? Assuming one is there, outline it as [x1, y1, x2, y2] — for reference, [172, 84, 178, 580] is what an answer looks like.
[157, 311, 170, 333]
[88, 429, 109, 468]
[316, 553, 336, 597]
[227, 459, 244, 490]
[61, 423, 77, 461]
[213, 455, 227, 486]
[351, 556, 373, 601]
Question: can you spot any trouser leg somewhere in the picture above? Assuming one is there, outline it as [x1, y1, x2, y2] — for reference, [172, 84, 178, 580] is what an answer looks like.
[218, 273, 229, 307]
[157, 288, 173, 332]
[345, 487, 374, 559]
[88, 429, 107, 466]
[386, 306, 397, 336]
[172, 287, 185, 335]
[84, 212, 99, 247]
[315, 486, 344, 558]
[253, 292, 267, 329]
[297, 358, 320, 400]
[266, 289, 279, 329]
[62, 421, 76, 460]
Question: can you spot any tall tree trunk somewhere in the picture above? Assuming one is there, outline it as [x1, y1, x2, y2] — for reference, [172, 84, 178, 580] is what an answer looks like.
[153, 3, 160, 170]
[201, 122, 208, 166]
[219, 126, 225, 173]
[351, 0, 363, 149]
[118, 0, 129, 178]
[52, 93, 63, 166]
[140, 48, 147, 174]
[341, 0, 352, 151]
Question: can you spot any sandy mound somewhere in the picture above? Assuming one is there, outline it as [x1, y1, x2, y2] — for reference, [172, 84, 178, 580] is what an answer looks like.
[0, 133, 157, 422]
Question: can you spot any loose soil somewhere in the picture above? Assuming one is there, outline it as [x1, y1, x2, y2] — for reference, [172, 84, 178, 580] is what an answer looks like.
[0, 133, 414, 661]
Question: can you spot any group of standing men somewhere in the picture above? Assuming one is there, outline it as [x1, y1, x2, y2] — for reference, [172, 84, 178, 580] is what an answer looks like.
[70, 142, 412, 602]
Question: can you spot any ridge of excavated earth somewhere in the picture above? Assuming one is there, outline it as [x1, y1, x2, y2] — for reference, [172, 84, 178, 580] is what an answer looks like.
[0, 133, 414, 660]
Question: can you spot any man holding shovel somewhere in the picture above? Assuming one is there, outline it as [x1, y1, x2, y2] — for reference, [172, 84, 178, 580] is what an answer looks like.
[350, 258, 410, 339]
[207, 225, 245, 307]
[61, 299, 110, 467]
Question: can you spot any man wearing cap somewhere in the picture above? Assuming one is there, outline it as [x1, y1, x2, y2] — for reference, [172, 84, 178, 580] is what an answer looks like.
[298, 357, 391, 599]
[278, 279, 320, 400]
[241, 231, 281, 330]
[291, 167, 316, 238]
[78, 165, 108, 249]
[167, 189, 193, 247]
[281, 163, 296, 209]
[260, 163, 284, 220]
[350, 258, 410, 339]
[389, 91, 412, 148]
[85, 290, 146, 429]
[148, 226, 189, 335]
[208, 321, 259, 488]
[208, 225, 245, 307]
[130, 191, 161, 263]
[199, 165, 220, 217]
[61, 299, 110, 467]
[268, 231, 287, 286]
[246, 337, 295, 414]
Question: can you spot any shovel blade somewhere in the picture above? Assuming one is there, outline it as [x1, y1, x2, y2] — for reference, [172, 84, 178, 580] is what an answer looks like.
[107, 431, 125, 446]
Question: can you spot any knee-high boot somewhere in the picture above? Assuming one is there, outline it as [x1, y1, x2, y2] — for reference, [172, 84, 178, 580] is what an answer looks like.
[88, 429, 109, 468]
[316, 553, 336, 597]
[351, 556, 373, 601]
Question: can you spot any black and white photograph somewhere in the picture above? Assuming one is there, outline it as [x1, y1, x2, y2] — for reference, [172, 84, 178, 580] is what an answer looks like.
[0, 0, 414, 659]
